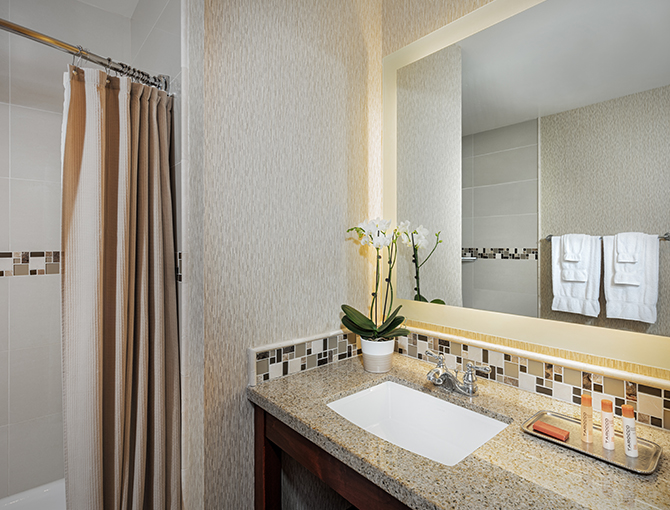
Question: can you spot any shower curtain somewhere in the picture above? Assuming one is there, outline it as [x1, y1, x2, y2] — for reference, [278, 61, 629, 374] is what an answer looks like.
[61, 66, 181, 509]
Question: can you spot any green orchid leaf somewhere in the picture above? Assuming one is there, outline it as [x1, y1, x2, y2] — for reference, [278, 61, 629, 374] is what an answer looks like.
[341, 304, 376, 330]
[378, 305, 403, 331]
[380, 328, 410, 339]
[341, 315, 376, 338]
[414, 294, 428, 302]
[430, 299, 446, 305]
[377, 316, 405, 337]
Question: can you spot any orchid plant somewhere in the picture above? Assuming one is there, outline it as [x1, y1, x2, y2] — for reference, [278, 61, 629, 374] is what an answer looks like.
[398, 222, 445, 305]
[341, 218, 410, 341]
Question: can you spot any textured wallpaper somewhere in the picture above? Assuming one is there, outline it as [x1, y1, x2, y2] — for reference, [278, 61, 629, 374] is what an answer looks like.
[396, 45, 462, 306]
[540, 85, 670, 336]
[201, 0, 382, 507]
[382, 0, 496, 57]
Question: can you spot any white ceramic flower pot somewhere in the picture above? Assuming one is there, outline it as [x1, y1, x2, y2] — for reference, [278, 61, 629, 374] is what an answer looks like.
[360, 338, 395, 373]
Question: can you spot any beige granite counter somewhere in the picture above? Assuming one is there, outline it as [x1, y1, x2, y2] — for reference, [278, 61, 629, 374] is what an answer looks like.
[247, 354, 670, 509]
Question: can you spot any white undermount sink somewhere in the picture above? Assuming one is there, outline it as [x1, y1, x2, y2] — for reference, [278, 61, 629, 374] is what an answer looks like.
[327, 381, 508, 466]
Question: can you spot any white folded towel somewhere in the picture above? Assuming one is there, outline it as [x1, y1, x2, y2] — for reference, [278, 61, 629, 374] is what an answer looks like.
[604, 234, 659, 324]
[551, 235, 601, 317]
[616, 232, 641, 263]
[563, 234, 587, 262]
[613, 232, 645, 285]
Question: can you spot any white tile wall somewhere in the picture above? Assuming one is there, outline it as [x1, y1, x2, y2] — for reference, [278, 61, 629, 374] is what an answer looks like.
[131, 0, 181, 79]
[0, 104, 8, 178]
[0, 351, 7, 426]
[0, 279, 7, 352]
[0, 425, 7, 499]
[462, 120, 539, 319]
[10, 106, 62, 182]
[0, 182, 7, 250]
[9, 343, 62, 423]
[8, 413, 64, 494]
[9, 180, 61, 251]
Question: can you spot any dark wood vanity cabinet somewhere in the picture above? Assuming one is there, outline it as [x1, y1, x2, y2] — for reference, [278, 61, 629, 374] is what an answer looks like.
[254, 404, 412, 510]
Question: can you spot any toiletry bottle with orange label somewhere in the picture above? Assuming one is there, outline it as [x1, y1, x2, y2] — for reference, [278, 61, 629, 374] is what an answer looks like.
[601, 399, 615, 450]
[581, 394, 593, 443]
[622, 404, 638, 457]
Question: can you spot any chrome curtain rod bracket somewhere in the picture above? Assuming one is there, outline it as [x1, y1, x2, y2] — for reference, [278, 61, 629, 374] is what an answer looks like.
[0, 17, 170, 92]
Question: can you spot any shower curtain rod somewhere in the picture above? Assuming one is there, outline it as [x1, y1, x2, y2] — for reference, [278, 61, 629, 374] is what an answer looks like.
[0, 17, 170, 92]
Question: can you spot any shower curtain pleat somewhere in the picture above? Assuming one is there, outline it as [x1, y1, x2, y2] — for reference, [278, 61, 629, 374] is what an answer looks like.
[61, 66, 181, 510]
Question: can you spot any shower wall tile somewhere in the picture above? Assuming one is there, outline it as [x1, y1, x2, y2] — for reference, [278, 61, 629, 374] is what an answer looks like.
[10, 0, 131, 113]
[0, 18, 8, 105]
[0, 178, 7, 250]
[462, 260, 474, 308]
[462, 216, 473, 248]
[9, 343, 62, 424]
[8, 413, 64, 494]
[10, 179, 61, 251]
[8, 39, 70, 114]
[0, 351, 7, 426]
[9, 276, 61, 350]
[131, 0, 171, 62]
[131, 21, 181, 83]
[10, 105, 62, 182]
[0, 104, 8, 178]
[131, 0, 181, 79]
[473, 179, 538, 217]
[462, 188, 473, 218]
[0, 425, 7, 499]
[473, 119, 537, 156]
[473, 145, 538, 187]
[0, 279, 7, 351]
[473, 258, 537, 294]
[472, 287, 538, 318]
[473, 213, 538, 248]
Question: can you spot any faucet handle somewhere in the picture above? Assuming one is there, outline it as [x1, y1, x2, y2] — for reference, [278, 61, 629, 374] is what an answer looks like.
[463, 362, 490, 383]
[466, 362, 491, 374]
[425, 349, 446, 368]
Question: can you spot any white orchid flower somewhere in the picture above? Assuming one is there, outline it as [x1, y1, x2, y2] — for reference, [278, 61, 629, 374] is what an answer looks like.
[371, 231, 392, 249]
[370, 217, 391, 232]
[412, 225, 431, 251]
[397, 221, 410, 235]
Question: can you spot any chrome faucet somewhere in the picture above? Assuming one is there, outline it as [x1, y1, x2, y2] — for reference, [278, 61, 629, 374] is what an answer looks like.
[425, 349, 491, 396]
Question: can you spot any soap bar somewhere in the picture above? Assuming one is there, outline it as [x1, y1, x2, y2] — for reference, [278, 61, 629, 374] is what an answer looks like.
[533, 420, 570, 441]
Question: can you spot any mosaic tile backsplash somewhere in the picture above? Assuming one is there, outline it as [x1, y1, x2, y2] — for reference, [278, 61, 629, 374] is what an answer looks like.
[462, 247, 538, 260]
[254, 333, 360, 385]
[398, 333, 669, 431]
[251, 330, 670, 432]
[0, 251, 61, 277]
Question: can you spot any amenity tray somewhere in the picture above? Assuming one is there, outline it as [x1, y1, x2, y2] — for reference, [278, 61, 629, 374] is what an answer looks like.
[522, 410, 662, 475]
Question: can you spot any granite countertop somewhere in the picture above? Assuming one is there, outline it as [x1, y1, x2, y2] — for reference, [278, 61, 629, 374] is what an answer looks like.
[247, 354, 670, 510]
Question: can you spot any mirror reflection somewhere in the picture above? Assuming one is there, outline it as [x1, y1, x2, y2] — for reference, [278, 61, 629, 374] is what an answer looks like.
[396, 0, 670, 336]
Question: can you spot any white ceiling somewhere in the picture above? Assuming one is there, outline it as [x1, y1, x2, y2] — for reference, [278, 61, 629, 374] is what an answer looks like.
[77, 0, 141, 18]
[460, 0, 670, 135]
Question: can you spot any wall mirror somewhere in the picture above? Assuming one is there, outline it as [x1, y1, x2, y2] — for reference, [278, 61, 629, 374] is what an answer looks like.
[383, 0, 670, 371]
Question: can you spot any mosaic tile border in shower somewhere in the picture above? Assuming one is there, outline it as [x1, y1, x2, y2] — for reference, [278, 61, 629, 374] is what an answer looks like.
[0, 251, 60, 277]
[462, 247, 538, 260]
[398, 332, 670, 431]
[176, 251, 182, 282]
[250, 332, 360, 385]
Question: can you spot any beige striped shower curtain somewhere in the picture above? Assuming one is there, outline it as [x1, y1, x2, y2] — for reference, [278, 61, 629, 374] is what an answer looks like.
[61, 65, 181, 509]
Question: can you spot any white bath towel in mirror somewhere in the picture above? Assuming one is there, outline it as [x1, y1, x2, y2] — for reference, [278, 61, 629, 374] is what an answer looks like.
[604, 234, 659, 323]
[551, 234, 601, 317]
